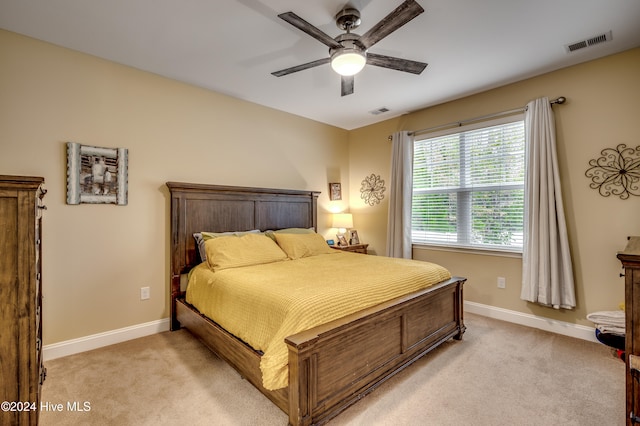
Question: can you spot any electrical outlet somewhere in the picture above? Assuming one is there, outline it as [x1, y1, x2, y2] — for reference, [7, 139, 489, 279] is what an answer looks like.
[497, 277, 506, 289]
[140, 286, 150, 300]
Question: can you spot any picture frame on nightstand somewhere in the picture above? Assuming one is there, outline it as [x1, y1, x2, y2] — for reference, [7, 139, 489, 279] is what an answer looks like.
[349, 230, 360, 245]
[336, 234, 349, 247]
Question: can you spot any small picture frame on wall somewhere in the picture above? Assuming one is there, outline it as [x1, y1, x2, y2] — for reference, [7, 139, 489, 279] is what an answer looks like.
[329, 182, 342, 201]
[66, 142, 128, 205]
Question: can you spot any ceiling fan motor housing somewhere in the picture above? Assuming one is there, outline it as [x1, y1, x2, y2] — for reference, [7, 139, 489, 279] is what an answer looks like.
[330, 33, 366, 57]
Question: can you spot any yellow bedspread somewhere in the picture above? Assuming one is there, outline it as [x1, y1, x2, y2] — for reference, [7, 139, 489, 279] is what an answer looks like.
[185, 252, 451, 390]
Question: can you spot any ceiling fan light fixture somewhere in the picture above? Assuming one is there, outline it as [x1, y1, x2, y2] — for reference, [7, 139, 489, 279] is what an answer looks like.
[331, 49, 366, 76]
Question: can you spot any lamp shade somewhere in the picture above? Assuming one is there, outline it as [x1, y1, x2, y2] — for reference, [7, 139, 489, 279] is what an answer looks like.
[330, 50, 366, 76]
[332, 213, 353, 229]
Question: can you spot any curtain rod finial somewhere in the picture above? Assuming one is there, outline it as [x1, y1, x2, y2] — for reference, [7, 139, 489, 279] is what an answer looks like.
[554, 96, 566, 104]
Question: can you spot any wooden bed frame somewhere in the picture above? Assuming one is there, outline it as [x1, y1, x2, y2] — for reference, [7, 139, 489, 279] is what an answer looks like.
[167, 181, 466, 426]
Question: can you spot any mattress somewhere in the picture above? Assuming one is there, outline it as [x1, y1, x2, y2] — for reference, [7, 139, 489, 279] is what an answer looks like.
[186, 251, 451, 390]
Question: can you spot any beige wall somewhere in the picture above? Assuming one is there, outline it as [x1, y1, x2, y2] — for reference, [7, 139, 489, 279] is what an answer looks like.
[348, 48, 640, 327]
[0, 30, 349, 344]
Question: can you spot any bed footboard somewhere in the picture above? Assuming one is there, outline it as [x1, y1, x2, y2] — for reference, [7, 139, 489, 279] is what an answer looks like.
[285, 277, 466, 426]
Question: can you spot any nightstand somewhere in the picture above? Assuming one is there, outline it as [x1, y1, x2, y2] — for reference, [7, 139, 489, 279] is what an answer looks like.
[331, 243, 369, 254]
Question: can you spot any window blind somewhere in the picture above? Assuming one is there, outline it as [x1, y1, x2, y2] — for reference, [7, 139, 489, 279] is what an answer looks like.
[412, 119, 525, 251]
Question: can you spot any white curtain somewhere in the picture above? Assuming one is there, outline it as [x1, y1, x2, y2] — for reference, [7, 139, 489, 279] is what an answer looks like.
[386, 131, 414, 259]
[521, 97, 576, 309]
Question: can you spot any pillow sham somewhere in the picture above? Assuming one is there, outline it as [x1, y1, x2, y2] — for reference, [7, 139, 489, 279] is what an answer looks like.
[273, 232, 336, 260]
[194, 229, 260, 261]
[264, 227, 315, 241]
[205, 233, 288, 271]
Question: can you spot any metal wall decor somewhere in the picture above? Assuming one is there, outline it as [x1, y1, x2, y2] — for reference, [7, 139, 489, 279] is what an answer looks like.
[360, 173, 385, 206]
[66, 142, 128, 205]
[585, 144, 640, 199]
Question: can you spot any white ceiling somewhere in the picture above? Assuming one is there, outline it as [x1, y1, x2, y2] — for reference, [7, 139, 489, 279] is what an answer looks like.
[1, 0, 639, 130]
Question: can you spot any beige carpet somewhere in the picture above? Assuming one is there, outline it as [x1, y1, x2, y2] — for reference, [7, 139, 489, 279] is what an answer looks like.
[40, 313, 625, 425]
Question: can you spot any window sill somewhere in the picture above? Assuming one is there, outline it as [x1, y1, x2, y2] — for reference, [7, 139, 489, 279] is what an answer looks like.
[412, 243, 522, 259]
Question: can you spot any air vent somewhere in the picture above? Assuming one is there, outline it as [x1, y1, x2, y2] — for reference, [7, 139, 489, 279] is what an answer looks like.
[369, 107, 390, 115]
[565, 31, 612, 53]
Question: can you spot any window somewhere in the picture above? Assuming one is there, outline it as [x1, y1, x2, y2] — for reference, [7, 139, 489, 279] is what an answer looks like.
[411, 117, 525, 252]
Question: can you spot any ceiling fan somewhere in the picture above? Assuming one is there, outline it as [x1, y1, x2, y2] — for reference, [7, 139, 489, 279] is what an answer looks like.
[271, 0, 428, 96]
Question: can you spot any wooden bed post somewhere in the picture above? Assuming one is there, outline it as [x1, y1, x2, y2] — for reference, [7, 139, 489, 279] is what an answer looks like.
[170, 275, 182, 331]
[168, 184, 184, 331]
[454, 279, 466, 340]
[287, 345, 313, 426]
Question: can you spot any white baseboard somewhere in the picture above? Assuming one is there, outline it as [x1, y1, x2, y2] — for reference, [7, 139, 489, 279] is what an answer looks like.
[42, 303, 597, 362]
[43, 318, 170, 361]
[464, 301, 598, 343]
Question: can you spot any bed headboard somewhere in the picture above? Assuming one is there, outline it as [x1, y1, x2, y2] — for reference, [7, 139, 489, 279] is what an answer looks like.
[166, 181, 320, 329]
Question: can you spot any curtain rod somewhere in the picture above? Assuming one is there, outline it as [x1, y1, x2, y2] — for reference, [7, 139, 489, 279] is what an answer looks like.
[388, 96, 566, 141]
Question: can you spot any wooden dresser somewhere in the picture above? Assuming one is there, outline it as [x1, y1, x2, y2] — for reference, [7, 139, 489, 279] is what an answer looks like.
[0, 175, 46, 426]
[618, 236, 640, 425]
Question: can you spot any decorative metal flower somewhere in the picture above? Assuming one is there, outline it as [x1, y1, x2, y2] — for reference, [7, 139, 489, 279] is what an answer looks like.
[360, 174, 386, 206]
[585, 144, 640, 199]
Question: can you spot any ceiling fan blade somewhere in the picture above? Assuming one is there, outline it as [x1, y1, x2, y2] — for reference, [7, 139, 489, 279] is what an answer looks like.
[367, 53, 427, 74]
[358, 0, 424, 49]
[272, 58, 330, 77]
[341, 75, 354, 96]
[278, 12, 342, 49]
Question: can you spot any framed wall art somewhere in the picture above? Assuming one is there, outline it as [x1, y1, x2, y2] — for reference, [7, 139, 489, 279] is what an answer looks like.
[66, 142, 128, 205]
[329, 182, 342, 200]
